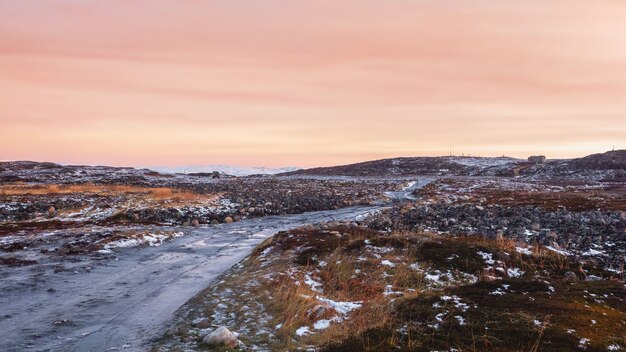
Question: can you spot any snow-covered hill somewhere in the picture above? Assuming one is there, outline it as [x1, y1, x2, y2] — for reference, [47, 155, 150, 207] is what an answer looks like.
[151, 165, 300, 177]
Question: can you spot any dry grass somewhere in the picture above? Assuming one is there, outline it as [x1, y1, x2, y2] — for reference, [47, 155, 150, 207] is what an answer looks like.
[148, 187, 203, 201]
[0, 183, 212, 202]
[253, 228, 625, 350]
[154, 225, 624, 351]
[0, 183, 139, 195]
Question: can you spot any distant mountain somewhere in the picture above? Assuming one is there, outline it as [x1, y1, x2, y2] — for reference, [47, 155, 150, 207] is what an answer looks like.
[279, 151, 626, 181]
[279, 156, 522, 177]
[151, 165, 301, 177]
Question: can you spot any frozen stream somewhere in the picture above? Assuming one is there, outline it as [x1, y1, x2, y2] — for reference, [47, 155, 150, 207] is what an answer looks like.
[0, 206, 384, 352]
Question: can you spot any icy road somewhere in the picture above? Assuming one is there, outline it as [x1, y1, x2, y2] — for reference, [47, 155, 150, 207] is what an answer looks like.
[0, 206, 381, 352]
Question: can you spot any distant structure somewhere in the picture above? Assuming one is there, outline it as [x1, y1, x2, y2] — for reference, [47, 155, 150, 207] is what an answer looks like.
[528, 155, 547, 164]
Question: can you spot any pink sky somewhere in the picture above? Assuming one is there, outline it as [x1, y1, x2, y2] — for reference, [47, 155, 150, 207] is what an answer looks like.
[1, 1, 625, 167]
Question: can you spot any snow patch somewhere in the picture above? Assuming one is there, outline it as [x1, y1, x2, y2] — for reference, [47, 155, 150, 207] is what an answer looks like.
[295, 326, 310, 337]
[318, 297, 362, 315]
[477, 251, 495, 265]
[381, 259, 395, 268]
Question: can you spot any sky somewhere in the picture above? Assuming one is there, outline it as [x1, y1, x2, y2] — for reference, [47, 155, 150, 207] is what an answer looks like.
[1, 1, 625, 168]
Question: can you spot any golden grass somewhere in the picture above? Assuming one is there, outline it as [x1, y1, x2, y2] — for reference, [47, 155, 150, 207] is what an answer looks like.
[0, 183, 142, 195]
[148, 187, 203, 201]
[0, 183, 211, 202]
[157, 227, 624, 352]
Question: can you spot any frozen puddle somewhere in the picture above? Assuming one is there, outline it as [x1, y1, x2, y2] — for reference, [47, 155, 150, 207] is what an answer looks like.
[0, 206, 380, 352]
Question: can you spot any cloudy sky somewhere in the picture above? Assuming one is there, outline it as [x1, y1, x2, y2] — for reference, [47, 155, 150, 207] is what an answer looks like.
[1, 1, 625, 167]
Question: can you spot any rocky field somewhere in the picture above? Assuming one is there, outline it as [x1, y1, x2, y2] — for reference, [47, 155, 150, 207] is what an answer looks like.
[1, 153, 624, 352]
[0, 162, 402, 269]
[366, 177, 625, 272]
[153, 156, 625, 352]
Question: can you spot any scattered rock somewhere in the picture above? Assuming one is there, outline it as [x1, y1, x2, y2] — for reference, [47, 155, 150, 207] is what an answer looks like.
[167, 324, 189, 336]
[202, 326, 241, 348]
[564, 271, 578, 282]
[195, 319, 211, 329]
[224, 217, 234, 224]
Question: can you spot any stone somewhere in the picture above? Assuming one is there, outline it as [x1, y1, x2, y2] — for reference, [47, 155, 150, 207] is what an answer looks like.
[224, 216, 234, 223]
[210, 219, 219, 225]
[202, 326, 241, 348]
[195, 319, 211, 329]
[191, 219, 200, 227]
[585, 275, 602, 281]
[299, 224, 315, 231]
[47, 206, 56, 217]
[564, 271, 578, 282]
[166, 324, 187, 336]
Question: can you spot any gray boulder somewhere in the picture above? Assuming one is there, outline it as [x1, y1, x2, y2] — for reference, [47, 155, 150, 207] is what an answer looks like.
[202, 326, 241, 348]
[564, 271, 578, 282]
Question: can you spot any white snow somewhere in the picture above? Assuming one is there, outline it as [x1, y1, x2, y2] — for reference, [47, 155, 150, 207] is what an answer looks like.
[447, 156, 518, 167]
[318, 297, 362, 315]
[579, 338, 590, 349]
[295, 326, 310, 337]
[403, 181, 417, 190]
[103, 232, 184, 249]
[477, 251, 495, 265]
[440, 295, 471, 311]
[507, 268, 525, 278]
[435, 312, 445, 323]
[515, 246, 533, 255]
[259, 247, 273, 257]
[425, 273, 443, 282]
[383, 285, 403, 296]
[582, 249, 606, 256]
[545, 246, 572, 256]
[150, 165, 300, 177]
[455, 315, 466, 326]
[304, 274, 323, 293]
[313, 319, 331, 330]
[381, 260, 395, 267]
